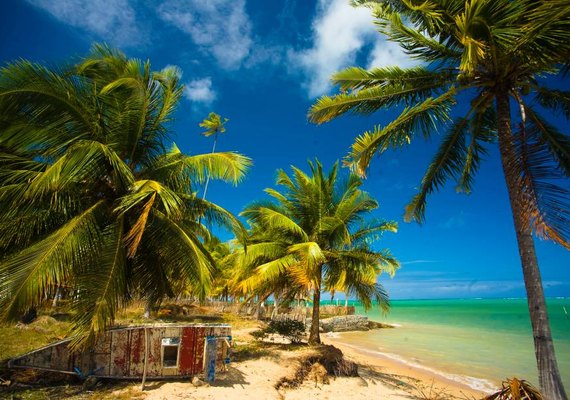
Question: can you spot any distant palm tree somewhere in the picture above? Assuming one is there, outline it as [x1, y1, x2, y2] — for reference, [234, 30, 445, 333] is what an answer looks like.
[199, 112, 229, 200]
[0, 45, 250, 348]
[309, 1, 569, 397]
[230, 160, 399, 344]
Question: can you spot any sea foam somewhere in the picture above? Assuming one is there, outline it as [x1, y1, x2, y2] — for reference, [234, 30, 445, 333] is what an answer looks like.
[339, 342, 497, 393]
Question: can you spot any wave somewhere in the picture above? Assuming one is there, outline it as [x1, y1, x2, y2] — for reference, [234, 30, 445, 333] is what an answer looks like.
[338, 342, 497, 393]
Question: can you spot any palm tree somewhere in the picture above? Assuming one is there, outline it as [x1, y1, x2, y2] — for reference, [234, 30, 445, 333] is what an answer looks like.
[308, 1, 569, 397]
[230, 160, 399, 344]
[0, 44, 251, 348]
[199, 112, 229, 200]
[205, 237, 234, 303]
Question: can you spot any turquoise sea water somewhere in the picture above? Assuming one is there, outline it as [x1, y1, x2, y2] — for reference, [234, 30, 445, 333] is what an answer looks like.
[336, 298, 570, 391]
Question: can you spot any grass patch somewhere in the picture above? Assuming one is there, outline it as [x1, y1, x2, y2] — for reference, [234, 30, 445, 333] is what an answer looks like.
[1, 381, 146, 400]
[231, 341, 276, 362]
[0, 316, 70, 362]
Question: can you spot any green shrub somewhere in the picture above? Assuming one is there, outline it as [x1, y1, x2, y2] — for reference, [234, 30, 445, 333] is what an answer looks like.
[253, 319, 306, 343]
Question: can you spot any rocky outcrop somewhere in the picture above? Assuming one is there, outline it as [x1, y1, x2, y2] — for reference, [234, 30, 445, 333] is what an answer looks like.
[305, 315, 396, 332]
[320, 315, 370, 332]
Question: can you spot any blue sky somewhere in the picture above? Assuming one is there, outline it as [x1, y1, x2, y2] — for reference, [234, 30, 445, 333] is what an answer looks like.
[1, 0, 568, 300]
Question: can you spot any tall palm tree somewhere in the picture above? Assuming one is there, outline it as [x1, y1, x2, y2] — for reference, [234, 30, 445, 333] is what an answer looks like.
[230, 160, 399, 344]
[0, 45, 250, 348]
[199, 112, 229, 200]
[308, 1, 569, 397]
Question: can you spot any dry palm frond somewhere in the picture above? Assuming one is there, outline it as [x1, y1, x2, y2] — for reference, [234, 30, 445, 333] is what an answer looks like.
[484, 378, 543, 400]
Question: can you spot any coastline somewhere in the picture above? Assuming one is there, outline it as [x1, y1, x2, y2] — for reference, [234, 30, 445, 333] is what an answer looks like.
[322, 329, 493, 398]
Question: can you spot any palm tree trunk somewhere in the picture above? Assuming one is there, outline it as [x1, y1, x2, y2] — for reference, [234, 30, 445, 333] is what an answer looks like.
[496, 90, 568, 400]
[52, 285, 61, 308]
[202, 133, 218, 201]
[308, 270, 322, 345]
[272, 296, 279, 320]
[143, 301, 152, 319]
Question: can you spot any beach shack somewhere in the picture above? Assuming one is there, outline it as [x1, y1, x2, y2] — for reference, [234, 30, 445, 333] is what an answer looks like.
[8, 324, 232, 382]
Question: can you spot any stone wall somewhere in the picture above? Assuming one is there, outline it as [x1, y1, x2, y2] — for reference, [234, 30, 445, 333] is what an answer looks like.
[320, 315, 371, 332]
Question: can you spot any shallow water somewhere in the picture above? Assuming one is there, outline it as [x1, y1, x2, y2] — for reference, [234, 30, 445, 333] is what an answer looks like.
[338, 298, 570, 390]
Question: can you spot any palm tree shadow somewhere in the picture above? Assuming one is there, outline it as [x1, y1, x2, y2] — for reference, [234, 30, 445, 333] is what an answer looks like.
[357, 364, 417, 393]
[142, 381, 166, 390]
[211, 366, 249, 388]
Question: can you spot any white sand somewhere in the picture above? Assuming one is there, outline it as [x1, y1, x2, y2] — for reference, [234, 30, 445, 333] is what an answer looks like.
[108, 328, 487, 399]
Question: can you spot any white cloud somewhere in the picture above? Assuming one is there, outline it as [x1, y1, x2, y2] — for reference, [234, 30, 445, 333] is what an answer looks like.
[289, 0, 414, 98]
[26, 0, 141, 46]
[382, 278, 567, 300]
[401, 260, 443, 265]
[367, 39, 417, 69]
[183, 78, 216, 105]
[439, 212, 467, 229]
[156, 0, 252, 70]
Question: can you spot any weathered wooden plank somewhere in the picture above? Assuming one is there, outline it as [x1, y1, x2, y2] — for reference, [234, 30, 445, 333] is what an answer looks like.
[9, 324, 232, 378]
[93, 332, 112, 353]
[164, 327, 180, 338]
[78, 351, 93, 376]
[178, 327, 195, 375]
[92, 332, 112, 376]
[50, 343, 70, 371]
[18, 349, 50, 370]
[147, 327, 165, 377]
[110, 330, 130, 377]
[129, 328, 145, 376]
[193, 327, 206, 375]
[93, 354, 110, 376]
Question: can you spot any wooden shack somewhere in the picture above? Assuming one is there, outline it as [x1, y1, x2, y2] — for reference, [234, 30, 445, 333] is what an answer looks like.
[8, 324, 232, 381]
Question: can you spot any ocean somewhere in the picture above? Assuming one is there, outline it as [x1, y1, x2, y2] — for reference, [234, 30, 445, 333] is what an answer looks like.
[335, 298, 570, 392]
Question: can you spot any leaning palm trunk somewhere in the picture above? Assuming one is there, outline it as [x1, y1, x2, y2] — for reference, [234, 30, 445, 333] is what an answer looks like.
[496, 91, 567, 400]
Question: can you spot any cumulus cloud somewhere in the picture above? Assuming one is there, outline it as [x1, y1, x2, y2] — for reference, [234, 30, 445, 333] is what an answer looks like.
[183, 78, 216, 105]
[289, 0, 414, 98]
[156, 0, 252, 70]
[25, 0, 141, 46]
[367, 39, 417, 69]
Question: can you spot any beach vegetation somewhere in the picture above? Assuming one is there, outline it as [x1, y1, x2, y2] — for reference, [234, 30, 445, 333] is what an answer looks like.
[0, 44, 250, 349]
[229, 159, 399, 344]
[308, 0, 569, 397]
[198, 112, 229, 201]
[252, 319, 306, 344]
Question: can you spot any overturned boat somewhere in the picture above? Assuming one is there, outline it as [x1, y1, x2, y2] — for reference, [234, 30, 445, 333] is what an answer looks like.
[8, 324, 232, 381]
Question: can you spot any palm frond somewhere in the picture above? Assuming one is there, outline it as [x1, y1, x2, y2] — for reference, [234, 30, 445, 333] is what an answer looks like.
[241, 206, 309, 241]
[345, 88, 456, 176]
[513, 119, 570, 249]
[69, 219, 127, 349]
[309, 69, 452, 124]
[534, 87, 570, 120]
[405, 115, 470, 223]
[524, 105, 570, 176]
[152, 145, 251, 186]
[0, 201, 105, 320]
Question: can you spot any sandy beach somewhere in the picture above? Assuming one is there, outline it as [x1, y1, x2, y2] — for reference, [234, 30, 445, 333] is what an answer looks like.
[101, 327, 488, 400]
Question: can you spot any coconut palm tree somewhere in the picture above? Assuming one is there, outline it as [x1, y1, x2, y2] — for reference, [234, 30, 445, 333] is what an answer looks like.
[0, 44, 250, 348]
[230, 160, 399, 344]
[308, 1, 569, 397]
[199, 112, 229, 200]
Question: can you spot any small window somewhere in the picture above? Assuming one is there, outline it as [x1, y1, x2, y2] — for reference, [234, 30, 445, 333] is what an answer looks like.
[161, 337, 180, 367]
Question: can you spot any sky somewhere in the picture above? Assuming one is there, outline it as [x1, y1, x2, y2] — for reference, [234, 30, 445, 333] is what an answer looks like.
[1, 0, 568, 300]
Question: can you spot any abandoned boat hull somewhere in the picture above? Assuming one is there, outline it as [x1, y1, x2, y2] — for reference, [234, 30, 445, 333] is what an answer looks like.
[8, 324, 231, 379]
